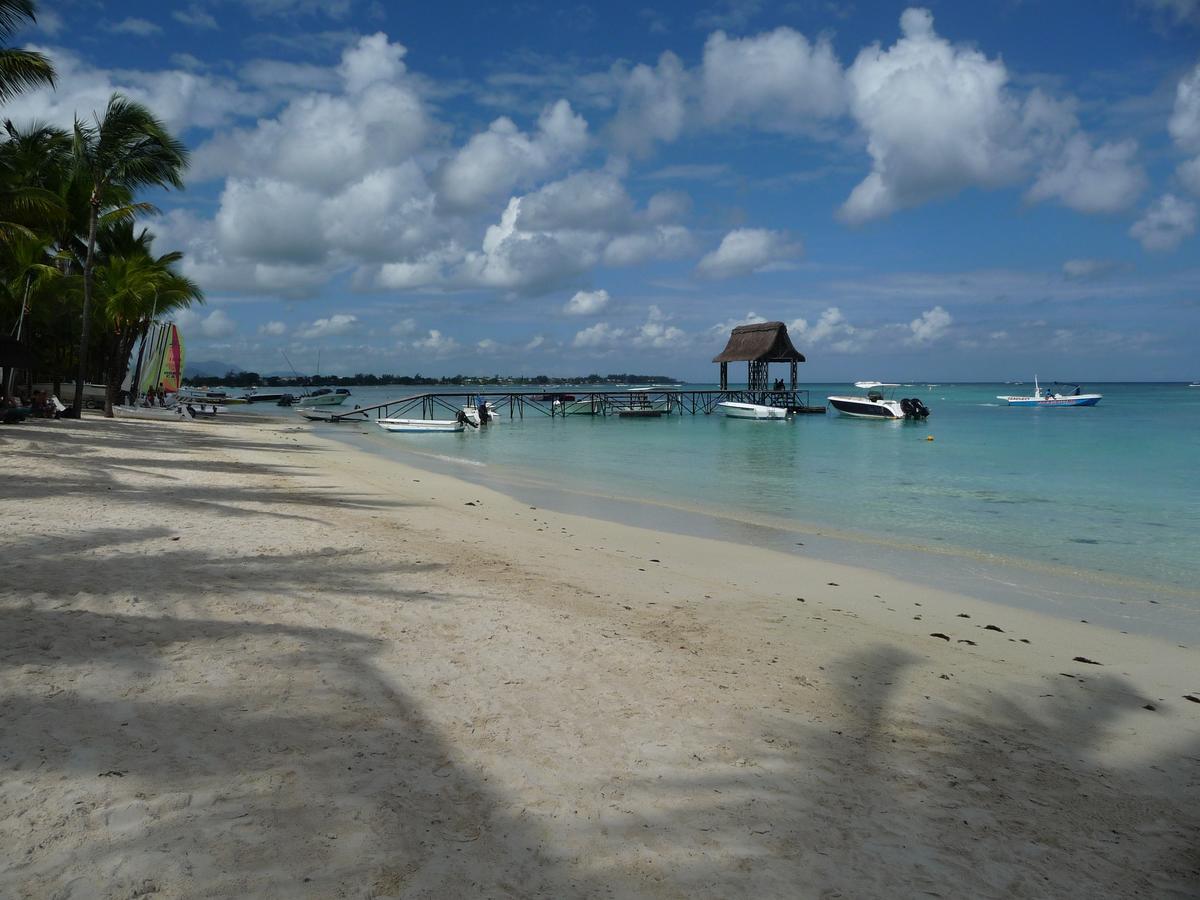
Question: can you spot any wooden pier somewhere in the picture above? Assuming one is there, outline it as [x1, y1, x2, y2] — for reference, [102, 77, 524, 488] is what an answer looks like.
[324, 389, 825, 422]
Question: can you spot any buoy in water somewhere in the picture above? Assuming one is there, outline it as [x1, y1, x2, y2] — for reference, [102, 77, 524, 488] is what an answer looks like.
[926, 435, 934, 441]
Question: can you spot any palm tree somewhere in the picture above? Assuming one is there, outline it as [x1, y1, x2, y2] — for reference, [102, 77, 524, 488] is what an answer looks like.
[70, 93, 188, 415]
[0, 0, 55, 103]
[0, 120, 67, 243]
[91, 221, 202, 416]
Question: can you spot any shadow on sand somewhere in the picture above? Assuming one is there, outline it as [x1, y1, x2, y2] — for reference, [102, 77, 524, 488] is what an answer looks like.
[2, 419, 1196, 898]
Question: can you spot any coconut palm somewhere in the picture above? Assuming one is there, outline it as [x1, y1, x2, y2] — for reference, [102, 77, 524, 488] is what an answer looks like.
[70, 93, 188, 415]
[91, 221, 202, 415]
[0, 120, 68, 243]
[0, 0, 55, 103]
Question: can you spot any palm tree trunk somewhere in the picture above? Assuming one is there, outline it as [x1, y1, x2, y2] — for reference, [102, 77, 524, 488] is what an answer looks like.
[72, 198, 99, 416]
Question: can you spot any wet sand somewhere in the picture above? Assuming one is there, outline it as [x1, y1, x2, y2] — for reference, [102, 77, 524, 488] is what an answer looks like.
[1, 415, 1197, 898]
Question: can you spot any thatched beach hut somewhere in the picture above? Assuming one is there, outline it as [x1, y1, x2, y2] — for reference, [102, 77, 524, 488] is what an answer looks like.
[712, 321, 806, 392]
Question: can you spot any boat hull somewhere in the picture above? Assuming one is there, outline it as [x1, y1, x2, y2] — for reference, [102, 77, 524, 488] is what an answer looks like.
[999, 395, 1102, 407]
[827, 396, 903, 419]
[376, 418, 464, 433]
[296, 393, 349, 408]
[718, 401, 788, 420]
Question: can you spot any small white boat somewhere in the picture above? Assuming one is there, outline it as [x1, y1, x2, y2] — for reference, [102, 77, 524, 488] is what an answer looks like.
[717, 401, 788, 420]
[997, 377, 1101, 407]
[827, 382, 930, 420]
[553, 398, 602, 416]
[376, 417, 465, 433]
[296, 388, 352, 408]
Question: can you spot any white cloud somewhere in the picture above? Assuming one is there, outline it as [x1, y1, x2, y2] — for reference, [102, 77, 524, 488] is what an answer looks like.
[572, 322, 625, 348]
[696, 228, 802, 279]
[906, 305, 952, 344]
[790, 307, 863, 352]
[296, 313, 359, 339]
[1178, 156, 1200, 196]
[435, 99, 588, 211]
[603, 225, 695, 266]
[645, 191, 691, 223]
[258, 320, 289, 336]
[1129, 194, 1197, 252]
[1170, 63, 1200, 196]
[390, 318, 418, 336]
[1062, 259, 1118, 280]
[840, 9, 1029, 224]
[610, 52, 688, 155]
[176, 308, 237, 339]
[476, 338, 500, 353]
[709, 311, 767, 338]
[1169, 63, 1200, 151]
[632, 305, 686, 348]
[1027, 135, 1145, 213]
[5, 45, 267, 135]
[173, 6, 218, 29]
[564, 289, 611, 316]
[517, 169, 634, 232]
[195, 34, 430, 188]
[701, 28, 845, 131]
[108, 17, 162, 36]
[412, 329, 460, 355]
[524, 335, 546, 351]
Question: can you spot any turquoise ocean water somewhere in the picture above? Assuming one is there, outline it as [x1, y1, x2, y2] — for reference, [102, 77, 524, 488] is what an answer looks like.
[253, 383, 1200, 640]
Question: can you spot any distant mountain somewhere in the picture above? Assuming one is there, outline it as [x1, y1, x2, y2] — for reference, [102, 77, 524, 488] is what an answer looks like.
[185, 360, 243, 379]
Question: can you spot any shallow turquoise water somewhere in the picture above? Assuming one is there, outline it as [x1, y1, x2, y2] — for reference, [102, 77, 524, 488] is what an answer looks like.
[268, 383, 1200, 636]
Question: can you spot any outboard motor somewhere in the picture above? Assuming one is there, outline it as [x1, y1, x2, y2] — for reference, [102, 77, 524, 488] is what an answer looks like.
[909, 398, 930, 419]
[899, 398, 915, 418]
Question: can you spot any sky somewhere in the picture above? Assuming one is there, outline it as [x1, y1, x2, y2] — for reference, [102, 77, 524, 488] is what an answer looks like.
[11, 0, 1200, 380]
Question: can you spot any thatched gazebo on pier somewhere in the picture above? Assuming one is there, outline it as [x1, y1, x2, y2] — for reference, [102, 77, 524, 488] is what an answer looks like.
[712, 321, 805, 393]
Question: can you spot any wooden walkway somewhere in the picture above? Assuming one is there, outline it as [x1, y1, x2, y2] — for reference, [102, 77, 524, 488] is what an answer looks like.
[324, 389, 825, 422]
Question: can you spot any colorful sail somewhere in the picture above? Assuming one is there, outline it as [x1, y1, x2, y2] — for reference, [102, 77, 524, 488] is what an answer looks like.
[162, 324, 184, 394]
[137, 323, 185, 395]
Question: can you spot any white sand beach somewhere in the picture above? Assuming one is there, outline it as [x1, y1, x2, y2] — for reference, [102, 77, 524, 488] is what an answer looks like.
[1, 416, 1197, 899]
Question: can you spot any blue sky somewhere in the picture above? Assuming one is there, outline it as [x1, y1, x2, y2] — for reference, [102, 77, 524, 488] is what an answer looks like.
[12, 0, 1200, 380]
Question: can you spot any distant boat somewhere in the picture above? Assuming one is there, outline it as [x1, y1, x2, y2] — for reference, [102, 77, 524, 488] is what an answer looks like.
[240, 388, 289, 403]
[376, 417, 465, 433]
[997, 377, 1101, 407]
[717, 401, 788, 420]
[827, 382, 931, 420]
[295, 388, 352, 408]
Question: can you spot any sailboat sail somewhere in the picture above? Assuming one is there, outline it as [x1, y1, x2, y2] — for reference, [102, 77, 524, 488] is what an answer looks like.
[136, 323, 185, 395]
[162, 324, 184, 394]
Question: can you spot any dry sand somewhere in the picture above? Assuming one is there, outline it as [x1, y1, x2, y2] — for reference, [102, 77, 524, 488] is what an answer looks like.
[1, 415, 1197, 899]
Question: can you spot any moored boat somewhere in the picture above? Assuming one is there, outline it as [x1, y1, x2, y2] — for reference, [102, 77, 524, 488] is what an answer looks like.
[296, 388, 352, 408]
[827, 383, 930, 420]
[997, 377, 1101, 407]
[376, 417, 465, 433]
[717, 401, 788, 420]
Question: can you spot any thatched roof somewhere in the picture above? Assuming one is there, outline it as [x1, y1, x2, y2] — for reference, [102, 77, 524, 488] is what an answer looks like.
[712, 322, 805, 363]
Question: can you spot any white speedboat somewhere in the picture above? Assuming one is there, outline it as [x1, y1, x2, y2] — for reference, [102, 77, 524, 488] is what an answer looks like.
[376, 417, 465, 433]
[997, 377, 1101, 407]
[827, 382, 930, 420]
[717, 401, 788, 420]
[295, 388, 352, 408]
